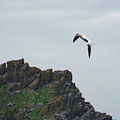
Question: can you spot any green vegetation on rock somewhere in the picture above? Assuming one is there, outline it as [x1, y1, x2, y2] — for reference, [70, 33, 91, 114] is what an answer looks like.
[0, 84, 52, 120]
[0, 59, 112, 120]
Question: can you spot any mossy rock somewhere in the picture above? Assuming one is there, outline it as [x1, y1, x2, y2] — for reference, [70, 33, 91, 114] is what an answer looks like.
[29, 67, 41, 76]
[40, 96, 65, 117]
[41, 69, 53, 84]
[29, 78, 39, 90]
[0, 74, 8, 85]
[9, 82, 22, 91]
[17, 71, 24, 79]
[0, 63, 6, 76]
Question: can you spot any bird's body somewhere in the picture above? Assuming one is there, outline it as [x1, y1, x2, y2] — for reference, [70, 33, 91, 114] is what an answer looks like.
[73, 33, 93, 58]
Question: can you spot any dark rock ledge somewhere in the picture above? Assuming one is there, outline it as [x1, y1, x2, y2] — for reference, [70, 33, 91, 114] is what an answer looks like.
[0, 58, 112, 120]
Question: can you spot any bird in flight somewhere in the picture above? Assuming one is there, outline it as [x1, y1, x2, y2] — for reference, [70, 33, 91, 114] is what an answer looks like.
[73, 33, 94, 58]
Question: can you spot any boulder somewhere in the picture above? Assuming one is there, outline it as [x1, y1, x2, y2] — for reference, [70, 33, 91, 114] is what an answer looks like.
[40, 96, 65, 116]
[7, 58, 24, 71]
[95, 112, 112, 120]
[8, 71, 18, 82]
[41, 69, 53, 84]
[29, 67, 41, 77]
[80, 107, 95, 120]
[0, 74, 8, 85]
[9, 82, 22, 91]
[17, 71, 24, 79]
[20, 63, 29, 71]
[21, 77, 34, 88]
[63, 70, 72, 82]
[14, 58, 24, 67]
[29, 78, 39, 90]
[52, 71, 61, 81]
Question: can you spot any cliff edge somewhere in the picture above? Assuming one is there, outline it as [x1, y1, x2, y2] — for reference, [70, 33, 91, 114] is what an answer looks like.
[0, 58, 112, 120]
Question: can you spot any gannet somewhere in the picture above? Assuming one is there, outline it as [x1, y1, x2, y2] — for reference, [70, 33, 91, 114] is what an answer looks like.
[73, 33, 94, 58]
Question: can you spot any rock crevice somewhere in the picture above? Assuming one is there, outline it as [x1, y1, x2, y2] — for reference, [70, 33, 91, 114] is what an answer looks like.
[0, 59, 112, 120]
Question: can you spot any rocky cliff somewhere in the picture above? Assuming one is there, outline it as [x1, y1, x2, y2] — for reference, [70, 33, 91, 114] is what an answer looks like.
[0, 59, 112, 120]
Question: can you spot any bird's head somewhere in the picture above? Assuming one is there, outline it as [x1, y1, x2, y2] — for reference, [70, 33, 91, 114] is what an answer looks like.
[76, 33, 79, 36]
[76, 33, 82, 37]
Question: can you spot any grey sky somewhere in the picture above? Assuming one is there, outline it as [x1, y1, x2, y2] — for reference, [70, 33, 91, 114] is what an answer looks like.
[0, 0, 120, 119]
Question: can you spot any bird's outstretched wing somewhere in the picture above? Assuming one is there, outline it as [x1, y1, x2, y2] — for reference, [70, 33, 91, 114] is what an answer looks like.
[81, 38, 88, 42]
[73, 35, 79, 42]
[87, 45, 91, 58]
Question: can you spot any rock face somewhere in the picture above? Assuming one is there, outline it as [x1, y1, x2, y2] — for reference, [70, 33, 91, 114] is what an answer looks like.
[0, 59, 112, 120]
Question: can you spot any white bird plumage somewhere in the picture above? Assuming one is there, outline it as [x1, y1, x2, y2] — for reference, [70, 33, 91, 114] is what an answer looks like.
[73, 33, 94, 58]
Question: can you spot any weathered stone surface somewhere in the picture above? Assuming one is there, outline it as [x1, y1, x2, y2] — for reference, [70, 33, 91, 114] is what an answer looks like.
[17, 71, 24, 79]
[0, 63, 6, 76]
[80, 107, 95, 120]
[21, 77, 34, 88]
[19, 63, 29, 71]
[0, 58, 113, 120]
[29, 67, 41, 77]
[7, 58, 24, 71]
[95, 112, 112, 120]
[9, 82, 22, 91]
[29, 78, 39, 90]
[41, 69, 53, 84]
[40, 96, 65, 116]
[0, 74, 8, 85]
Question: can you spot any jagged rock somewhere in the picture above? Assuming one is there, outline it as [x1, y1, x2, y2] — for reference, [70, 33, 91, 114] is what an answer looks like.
[8, 71, 18, 82]
[72, 102, 83, 116]
[0, 59, 113, 120]
[29, 78, 39, 90]
[0, 74, 8, 85]
[80, 107, 95, 120]
[40, 96, 65, 116]
[95, 112, 112, 120]
[9, 82, 22, 91]
[41, 69, 53, 84]
[29, 67, 41, 77]
[20, 63, 29, 71]
[17, 71, 24, 79]
[7, 58, 24, 71]
[0, 63, 6, 76]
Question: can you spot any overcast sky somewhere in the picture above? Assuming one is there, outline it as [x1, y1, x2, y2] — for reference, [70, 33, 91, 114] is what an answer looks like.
[0, 0, 120, 119]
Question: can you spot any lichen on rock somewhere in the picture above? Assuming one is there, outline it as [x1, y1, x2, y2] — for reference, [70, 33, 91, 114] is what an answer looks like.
[0, 59, 112, 120]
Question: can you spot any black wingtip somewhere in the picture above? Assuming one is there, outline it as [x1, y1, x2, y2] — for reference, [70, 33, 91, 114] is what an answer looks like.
[73, 35, 79, 43]
[87, 45, 91, 59]
[89, 54, 91, 58]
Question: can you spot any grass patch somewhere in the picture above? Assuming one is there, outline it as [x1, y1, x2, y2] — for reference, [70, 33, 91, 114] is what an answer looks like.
[30, 85, 52, 120]
[0, 84, 52, 120]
